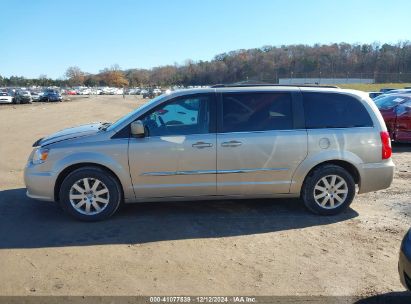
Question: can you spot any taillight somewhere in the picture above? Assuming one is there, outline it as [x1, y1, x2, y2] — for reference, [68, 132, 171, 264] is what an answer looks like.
[380, 131, 392, 159]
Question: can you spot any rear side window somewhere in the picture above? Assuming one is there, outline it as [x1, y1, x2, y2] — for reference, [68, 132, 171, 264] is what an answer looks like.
[221, 93, 293, 132]
[303, 92, 373, 129]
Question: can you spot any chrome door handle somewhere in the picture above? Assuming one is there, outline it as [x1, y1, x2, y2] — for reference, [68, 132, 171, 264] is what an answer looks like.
[192, 142, 213, 149]
[221, 140, 242, 147]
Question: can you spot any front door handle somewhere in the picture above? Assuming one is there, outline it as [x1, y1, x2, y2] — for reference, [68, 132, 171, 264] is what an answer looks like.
[192, 142, 213, 149]
[221, 140, 242, 147]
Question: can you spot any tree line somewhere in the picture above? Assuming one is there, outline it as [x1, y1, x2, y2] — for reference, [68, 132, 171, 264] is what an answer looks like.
[2, 42, 411, 88]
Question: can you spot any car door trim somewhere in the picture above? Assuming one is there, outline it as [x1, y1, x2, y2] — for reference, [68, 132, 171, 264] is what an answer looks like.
[141, 167, 289, 176]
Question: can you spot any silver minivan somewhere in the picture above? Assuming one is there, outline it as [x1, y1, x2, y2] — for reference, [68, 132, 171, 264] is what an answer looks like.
[24, 85, 395, 221]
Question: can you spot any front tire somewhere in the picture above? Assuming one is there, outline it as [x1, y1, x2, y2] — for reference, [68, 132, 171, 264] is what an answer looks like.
[59, 166, 122, 221]
[301, 164, 355, 215]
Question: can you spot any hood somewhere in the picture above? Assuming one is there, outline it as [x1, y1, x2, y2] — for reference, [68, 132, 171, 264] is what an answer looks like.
[34, 123, 103, 147]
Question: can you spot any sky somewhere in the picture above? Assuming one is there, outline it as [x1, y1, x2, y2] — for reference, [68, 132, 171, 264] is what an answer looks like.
[0, 0, 410, 79]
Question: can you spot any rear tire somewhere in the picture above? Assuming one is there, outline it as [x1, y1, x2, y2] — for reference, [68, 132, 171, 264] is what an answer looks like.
[59, 166, 122, 221]
[301, 164, 355, 215]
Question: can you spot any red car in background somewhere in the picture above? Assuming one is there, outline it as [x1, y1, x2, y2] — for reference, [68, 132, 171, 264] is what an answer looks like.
[66, 90, 77, 95]
[375, 94, 411, 142]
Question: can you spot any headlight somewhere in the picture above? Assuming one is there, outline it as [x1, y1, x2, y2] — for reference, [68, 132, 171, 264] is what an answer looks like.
[401, 229, 411, 260]
[32, 148, 49, 164]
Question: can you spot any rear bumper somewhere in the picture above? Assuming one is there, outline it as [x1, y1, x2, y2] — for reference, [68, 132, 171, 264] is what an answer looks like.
[399, 251, 411, 290]
[358, 159, 395, 194]
[24, 163, 56, 202]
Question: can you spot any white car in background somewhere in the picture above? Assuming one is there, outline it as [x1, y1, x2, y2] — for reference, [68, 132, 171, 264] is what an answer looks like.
[128, 88, 140, 95]
[0, 91, 14, 104]
[79, 89, 91, 95]
[30, 92, 41, 101]
[114, 88, 124, 95]
[153, 88, 162, 95]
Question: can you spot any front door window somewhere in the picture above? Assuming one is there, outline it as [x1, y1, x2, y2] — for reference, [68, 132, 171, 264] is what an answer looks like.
[141, 95, 211, 136]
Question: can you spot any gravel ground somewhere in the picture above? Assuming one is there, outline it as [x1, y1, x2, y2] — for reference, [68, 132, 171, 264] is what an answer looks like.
[0, 95, 409, 297]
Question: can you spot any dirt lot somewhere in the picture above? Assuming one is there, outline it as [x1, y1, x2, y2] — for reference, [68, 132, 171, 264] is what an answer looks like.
[0, 95, 410, 297]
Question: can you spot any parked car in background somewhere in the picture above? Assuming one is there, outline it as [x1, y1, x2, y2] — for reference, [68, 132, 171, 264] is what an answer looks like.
[375, 94, 411, 142]
[30, 92, 41, 102]
[80, 89, 91, 95]
[153, 88, 162, 96]
[0, 91, 14, 104]
[380, 88, 396, 93]
[66, 90, 77, 95]
[39, 91, 63, 102]
[399, 228, 411, 290]
[142, 88, 155, 99]
[380, 89, 411, 95]
[14, 90, 32, 104]
[128, 88, 141, 95]
[368, 92, 383, 99]
[25, 85, 394, 221]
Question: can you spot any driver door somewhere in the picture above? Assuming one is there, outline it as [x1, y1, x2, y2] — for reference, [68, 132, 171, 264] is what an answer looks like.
[128, 94, 217, 198]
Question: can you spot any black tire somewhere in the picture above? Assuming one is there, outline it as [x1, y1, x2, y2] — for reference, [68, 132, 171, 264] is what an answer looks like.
[301, 164, 355, 215]
[59, 166, 122, 221]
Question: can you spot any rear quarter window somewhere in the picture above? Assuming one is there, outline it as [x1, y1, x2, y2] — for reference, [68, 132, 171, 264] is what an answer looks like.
[303, 92, 373, 129]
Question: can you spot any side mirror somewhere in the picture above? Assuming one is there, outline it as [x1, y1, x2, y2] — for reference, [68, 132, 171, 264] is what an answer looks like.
[130, 120, 145, 137]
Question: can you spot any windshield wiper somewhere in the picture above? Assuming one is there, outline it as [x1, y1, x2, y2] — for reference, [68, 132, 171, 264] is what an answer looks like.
[98, 122, 112, 131]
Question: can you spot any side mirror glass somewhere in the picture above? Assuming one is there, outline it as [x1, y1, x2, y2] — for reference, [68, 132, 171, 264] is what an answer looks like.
[130, 120, 145, 137]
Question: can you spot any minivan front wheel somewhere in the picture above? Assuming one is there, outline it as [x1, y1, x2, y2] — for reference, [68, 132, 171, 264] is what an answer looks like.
[301, 164, 355, 215]
[59, 167, 122, 221]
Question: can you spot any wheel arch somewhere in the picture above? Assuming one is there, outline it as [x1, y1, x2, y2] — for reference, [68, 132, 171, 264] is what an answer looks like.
[54, 162, 124, 202]
[290, 153, 362, 194]
[301, 160, 360, 189]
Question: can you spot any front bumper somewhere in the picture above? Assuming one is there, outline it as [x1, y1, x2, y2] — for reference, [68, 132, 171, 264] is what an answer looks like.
[358, 159, 395, 194]
[399, 251, 411, 290]
[24, 163, 57, 202]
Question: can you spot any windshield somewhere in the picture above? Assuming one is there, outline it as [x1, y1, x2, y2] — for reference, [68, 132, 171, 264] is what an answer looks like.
[374, 95, 410, 110]
[106, 94, 166, 131]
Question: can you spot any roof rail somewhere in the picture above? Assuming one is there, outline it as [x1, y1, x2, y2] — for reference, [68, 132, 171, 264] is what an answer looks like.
[211, 83, 340, 89]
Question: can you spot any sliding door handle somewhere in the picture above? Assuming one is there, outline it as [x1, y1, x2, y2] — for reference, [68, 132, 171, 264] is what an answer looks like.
[192, 142, 213, 149]
[221, 140, 242, 147]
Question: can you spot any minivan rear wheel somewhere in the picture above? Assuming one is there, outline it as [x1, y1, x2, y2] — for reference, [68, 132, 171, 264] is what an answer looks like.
[301, 164, 355, 215]
[59, 166, 122, 221]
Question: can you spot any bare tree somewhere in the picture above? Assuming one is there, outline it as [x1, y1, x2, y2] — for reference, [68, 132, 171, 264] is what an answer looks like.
[65, 66, 85, 86]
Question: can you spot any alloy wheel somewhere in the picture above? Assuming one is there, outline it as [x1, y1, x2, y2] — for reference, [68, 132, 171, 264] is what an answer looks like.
[313, 175, 348, 209]
[69, 178, 110, 215]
